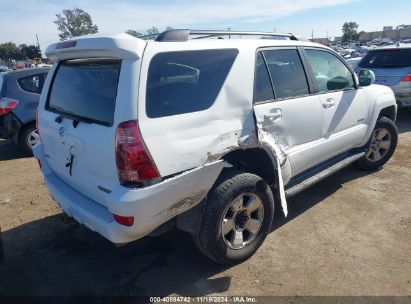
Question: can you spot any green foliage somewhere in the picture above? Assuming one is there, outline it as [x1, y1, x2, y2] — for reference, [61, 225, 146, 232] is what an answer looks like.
[146, 27, 160, 36]
[54, 8, 98, 41]
[342, 22, 359, 42]
[19, 44, 41, 60]
[0, 42, 21, 62]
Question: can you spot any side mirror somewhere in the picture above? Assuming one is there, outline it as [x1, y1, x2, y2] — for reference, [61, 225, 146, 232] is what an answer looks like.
[358, 69, 376, 87]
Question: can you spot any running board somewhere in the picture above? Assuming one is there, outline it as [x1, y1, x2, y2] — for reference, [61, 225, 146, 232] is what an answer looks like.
[285, 151, 365, 197]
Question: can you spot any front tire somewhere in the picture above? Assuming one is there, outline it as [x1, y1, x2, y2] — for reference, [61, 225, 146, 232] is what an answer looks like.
[356, 117, 398, 171]
[192, 169, 274, 264]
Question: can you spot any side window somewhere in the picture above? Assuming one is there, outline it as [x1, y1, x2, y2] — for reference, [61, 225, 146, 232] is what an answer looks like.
[17, 74, 44, 94]
[263, 49, 309, 99]
[305, 49, 355, 93]
[146, 49, 238, 118]
[254, 52, 274, 103]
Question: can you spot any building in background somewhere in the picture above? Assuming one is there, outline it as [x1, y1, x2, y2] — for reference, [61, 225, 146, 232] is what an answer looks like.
[359, 25, 411, 42]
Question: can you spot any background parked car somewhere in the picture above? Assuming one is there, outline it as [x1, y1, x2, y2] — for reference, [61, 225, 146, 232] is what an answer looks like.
[0, 67, 49, 153]
[346, 57, 362, 69]
[355, 45, 411, 109]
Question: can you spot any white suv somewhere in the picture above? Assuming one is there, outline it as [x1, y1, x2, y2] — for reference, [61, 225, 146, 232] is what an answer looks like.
[34, 30, 398, 264]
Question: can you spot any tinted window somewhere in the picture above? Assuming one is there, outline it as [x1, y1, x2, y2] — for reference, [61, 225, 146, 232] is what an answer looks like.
[305, 49, 355, 93]
[18, 73, 45, 94]
[146, 49, 238, 118]
[359, 49, 411, 68]
[47, 59, 121, 126]
[254, 52, 274, 103]
[0, 74, 4, 97]
[263, 49, 309, 99]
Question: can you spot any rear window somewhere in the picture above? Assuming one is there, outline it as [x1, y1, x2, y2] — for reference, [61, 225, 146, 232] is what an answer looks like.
[17, 73, 46, 94]
[359, 49, 411, 68]
[47, 59, 121, 126]
[146, 49, 238, 118]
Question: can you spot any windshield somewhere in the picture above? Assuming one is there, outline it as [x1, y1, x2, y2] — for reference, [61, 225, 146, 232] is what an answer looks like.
[46, 58, 121, 126]
[359, 49, 411, 68]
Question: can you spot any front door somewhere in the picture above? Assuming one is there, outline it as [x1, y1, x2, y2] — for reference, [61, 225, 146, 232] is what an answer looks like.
[304, 48, 370, 158]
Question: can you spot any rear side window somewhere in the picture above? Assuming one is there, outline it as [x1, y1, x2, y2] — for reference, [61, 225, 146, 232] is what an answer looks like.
[254, 52, 274, 103]
[262, 49, 309, 99]
[146, 49, 238, 118]
[47, 59, 121, 126]
[17, 73, 46, 94]
[359, 49, 411, 68]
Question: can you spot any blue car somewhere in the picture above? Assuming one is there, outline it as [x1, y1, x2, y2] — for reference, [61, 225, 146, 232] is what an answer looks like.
[0, 67, 49, 153]
[355, 46, 411, 109]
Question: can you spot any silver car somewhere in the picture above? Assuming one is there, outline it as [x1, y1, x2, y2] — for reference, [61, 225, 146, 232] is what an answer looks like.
[356, 46, 411, 108]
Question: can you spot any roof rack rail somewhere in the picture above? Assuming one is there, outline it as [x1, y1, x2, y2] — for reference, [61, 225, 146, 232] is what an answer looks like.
[152, 29, 299, 42]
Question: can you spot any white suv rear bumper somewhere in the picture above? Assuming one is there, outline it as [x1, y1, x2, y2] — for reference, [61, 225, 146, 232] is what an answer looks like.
[33, 143, 224, 244]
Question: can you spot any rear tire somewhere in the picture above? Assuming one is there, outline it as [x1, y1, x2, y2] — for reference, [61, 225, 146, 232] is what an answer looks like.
[192, 169, 274, 264]
[20, 123, 39, 154]
[356, 117, 398, 171]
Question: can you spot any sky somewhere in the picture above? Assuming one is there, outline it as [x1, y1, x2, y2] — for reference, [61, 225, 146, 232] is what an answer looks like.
[0, 0, 410, 52]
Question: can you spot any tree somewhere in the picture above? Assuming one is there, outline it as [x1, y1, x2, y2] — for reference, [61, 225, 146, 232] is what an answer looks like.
[0, 42, 21, 62]
[54, 8, 98, 41]
[19, 44, 41, 59]
[146, 27, 159, 36]
[125, 30, 142, 38]
[342, 22, 359, 42]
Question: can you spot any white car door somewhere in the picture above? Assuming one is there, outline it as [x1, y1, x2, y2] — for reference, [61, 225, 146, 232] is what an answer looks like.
[304, 48, 370, 158]
[253, 48, 324, 176]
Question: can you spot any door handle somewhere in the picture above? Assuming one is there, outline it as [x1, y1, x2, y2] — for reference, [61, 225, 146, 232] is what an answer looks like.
[323, 98, 335, 108]
[264, 109, 282, 121]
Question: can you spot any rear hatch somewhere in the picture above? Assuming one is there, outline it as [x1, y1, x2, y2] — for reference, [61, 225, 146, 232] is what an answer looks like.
[38, 34, 146, 205]
[358, 48, 411, 86]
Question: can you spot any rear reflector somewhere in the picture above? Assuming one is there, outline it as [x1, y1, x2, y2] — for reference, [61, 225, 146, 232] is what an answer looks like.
[115, 120, 160, 186]
[402, 74, 411, 82]
[0, 98, 19, 115]
[113, 214, 134, 226]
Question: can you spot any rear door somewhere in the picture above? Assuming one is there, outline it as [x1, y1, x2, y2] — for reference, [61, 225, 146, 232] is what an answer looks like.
[12, 71, 48, 123]
[252, 48, 324, 176]
[39, 58, 127, 205]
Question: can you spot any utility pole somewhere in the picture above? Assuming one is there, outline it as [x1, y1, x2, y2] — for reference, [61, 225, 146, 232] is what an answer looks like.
[311, 29, 314, 40]
[36, 34, 41, 57]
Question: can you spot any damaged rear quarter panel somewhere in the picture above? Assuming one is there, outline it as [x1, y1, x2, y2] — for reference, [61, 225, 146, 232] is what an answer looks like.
[106, 160, 225, 239]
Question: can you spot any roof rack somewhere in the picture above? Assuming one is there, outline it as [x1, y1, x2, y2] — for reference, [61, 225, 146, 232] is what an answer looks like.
[147, 29, 299, 42]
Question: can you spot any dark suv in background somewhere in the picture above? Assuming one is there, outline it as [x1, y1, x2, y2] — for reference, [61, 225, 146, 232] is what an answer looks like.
[0, 67, 49, 153]
[355, 45, 411, 109]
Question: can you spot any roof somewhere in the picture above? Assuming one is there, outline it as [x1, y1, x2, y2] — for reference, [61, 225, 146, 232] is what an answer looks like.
[45, 32, 329, 61]
[1, 67, 50, 76]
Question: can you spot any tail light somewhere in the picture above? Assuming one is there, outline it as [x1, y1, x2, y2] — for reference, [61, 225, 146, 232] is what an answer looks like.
[115, 120, 160, 186]
[0, 98, 19, 115]
[402, 74, 411, 82]
[113, 214, 134, 226]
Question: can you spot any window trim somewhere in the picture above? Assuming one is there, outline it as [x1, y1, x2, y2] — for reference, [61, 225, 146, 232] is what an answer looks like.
[17, 73, 45, 94]
[301, 46, 358, 95]
[253, 46, 314, 105]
